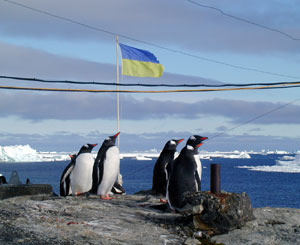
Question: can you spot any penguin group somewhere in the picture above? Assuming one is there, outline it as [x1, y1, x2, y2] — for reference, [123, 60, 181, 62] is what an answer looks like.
[60, 132, 125, 199]
[152, 135, 208, 211]
[60, 133, 208, 211]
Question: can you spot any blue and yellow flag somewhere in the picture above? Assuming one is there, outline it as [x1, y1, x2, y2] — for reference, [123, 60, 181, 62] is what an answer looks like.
[119, 43, 164, 77]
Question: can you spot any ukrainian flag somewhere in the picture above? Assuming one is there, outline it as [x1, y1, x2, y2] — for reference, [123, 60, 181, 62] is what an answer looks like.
[119, 43, 164, 77]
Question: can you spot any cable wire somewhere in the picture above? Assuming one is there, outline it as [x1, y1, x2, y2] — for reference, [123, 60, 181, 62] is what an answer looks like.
[1, 83, 300, 93]
[187, 0, 300, 41]
[2, 75, 300, 88]
[209, 97, 300, 140]
[2, 0, 300, 80]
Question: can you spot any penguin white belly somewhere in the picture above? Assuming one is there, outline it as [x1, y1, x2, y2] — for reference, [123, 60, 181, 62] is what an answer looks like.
[194, 154, 202, 190]
[97, 146, 120, 196]
[70, 153, 94, 194]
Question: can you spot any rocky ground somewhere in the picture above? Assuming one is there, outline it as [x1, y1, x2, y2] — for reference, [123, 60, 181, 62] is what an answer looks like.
[0, 194, 299, 245]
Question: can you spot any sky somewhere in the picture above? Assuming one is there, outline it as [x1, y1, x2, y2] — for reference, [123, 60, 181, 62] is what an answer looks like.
[0, 0, 300, 152]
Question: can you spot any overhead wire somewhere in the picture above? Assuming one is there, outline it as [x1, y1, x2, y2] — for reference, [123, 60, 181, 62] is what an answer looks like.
[1, 83, 300, 93]
[1, 75, 300, 88]
[209, 97, 300, 140]
[2, 0, 300, 80]
[187, 0, 300, 41]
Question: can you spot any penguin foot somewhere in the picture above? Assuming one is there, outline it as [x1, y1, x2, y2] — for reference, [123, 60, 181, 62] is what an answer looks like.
[159, 198, 168, 204]
[100, 195, 115, 200]
[75, 192, 86, 196]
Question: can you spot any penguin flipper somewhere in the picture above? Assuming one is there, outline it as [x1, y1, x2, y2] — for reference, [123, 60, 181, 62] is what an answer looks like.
[195, 171, 201, 191]
[91, 155, 105, 194]
[111, 181, 126, 194]
[60, 162, 75, 196]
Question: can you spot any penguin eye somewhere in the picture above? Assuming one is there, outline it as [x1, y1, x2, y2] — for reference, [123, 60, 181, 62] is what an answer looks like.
[187, 145, 194, 151]
[84, 144, 88, 148]
[105, 137, 110, 141]
[170, 140, 176, 145]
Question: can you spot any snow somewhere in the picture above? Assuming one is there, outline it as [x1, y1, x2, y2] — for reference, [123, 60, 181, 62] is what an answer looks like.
[238, 154, 300, 173]
[1, 145, 298, 170]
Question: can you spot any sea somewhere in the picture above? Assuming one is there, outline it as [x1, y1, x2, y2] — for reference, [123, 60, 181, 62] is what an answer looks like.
[0, 153, 300, 209]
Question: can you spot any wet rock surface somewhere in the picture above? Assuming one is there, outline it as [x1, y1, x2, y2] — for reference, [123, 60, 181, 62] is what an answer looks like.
[0, 193, 299, 244]
[211, 207, 300, 245]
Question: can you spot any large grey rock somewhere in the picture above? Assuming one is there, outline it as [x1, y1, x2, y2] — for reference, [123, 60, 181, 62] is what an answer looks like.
[211, 207, 300, 245]
[180, 191, 255, 235]
[0, 193, 298, 245]
[0, 184, 53, 199]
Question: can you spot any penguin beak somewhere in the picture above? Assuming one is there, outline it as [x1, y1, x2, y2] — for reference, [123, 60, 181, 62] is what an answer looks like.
[114, 132, 120, 138]
[91, 144, 98, 147]
[177, 139, 184, 145]
[196, 137, 208, 148]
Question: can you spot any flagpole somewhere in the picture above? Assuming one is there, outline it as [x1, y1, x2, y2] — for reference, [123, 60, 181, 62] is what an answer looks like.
[116, 35, 120, 150]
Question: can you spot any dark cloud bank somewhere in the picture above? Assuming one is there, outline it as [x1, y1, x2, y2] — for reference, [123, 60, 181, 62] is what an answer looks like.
[0, 92, 299, 124]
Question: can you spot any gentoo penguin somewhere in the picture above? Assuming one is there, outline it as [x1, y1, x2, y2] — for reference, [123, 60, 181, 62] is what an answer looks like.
[91, 132, 121, 200]
[69, 143, 98, 196]
[111, 173, 126, 195]
[60, 154, 76, 196]
[152, 138, 184, 196]
[167, 135, 208, 210]
[0, 174, 7, 185]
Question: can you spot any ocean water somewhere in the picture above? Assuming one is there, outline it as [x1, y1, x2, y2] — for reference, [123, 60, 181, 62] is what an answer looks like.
[0, 154, 299, 208]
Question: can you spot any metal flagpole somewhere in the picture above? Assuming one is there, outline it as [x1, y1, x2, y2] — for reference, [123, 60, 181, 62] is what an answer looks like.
[116, 35, 120, 150]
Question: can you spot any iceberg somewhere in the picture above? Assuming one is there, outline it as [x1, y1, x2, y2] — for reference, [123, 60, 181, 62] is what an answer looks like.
[0, 145, 70, 162]
[0, 145, 43, 162]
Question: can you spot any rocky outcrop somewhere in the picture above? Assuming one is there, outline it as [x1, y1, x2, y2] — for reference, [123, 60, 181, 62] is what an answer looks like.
[0, 193, 299, 245]
[180, 191, 255, 235]
[211, 207, 300, 245]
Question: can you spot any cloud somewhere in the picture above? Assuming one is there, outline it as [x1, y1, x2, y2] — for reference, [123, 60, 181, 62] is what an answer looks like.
[1, 89, 300, 124]
[0, 130, 298, 152]
[1, 0, 300, 54]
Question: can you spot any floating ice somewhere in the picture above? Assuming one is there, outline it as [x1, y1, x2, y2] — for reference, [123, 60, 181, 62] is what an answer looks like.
[0, 145, 43, 162]
[0, 145, 70, 162]
[238, 154, 300, 173]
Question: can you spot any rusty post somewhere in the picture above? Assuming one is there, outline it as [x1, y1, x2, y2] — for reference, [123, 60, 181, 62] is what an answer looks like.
[211, 164, 221, 194]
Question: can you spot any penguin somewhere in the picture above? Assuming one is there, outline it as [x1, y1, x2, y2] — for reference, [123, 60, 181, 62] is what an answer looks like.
[167, 135, 208, 211]
[152, 138, 184, 196]
[69, 143, 98, 196]
[0, 174, 7, 185]
[91, 132, 121, 200]
[111, 173, 126, 195]
[60, 154, 76, 196]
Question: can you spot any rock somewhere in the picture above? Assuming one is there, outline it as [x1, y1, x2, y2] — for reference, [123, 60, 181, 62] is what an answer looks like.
[184, 237, 202, 245]
[0, 184, 53, 199]
[211, 207, 300, 245]
[0, 194, 184, 244]
[180, 191, 255, 235]
[0, 193, 298, 245]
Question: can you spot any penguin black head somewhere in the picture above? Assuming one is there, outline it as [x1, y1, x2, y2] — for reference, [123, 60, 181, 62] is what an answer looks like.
[186, 135, 208, 151]
[78, 143, 98, 154]
[163, 138, 184, 151]
[102, 132, 120, 148]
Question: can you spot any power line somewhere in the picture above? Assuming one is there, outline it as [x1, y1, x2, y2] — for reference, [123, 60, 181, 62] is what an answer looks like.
[1, 83, 300, 93]
[187, 0, 300, 41]
[209, 97, 300, 140]
[2, 75, 300, 88]
[2, 0, 300, 80]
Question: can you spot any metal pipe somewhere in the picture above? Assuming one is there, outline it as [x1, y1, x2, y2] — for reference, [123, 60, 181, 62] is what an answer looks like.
[211, 164, 221, 194]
